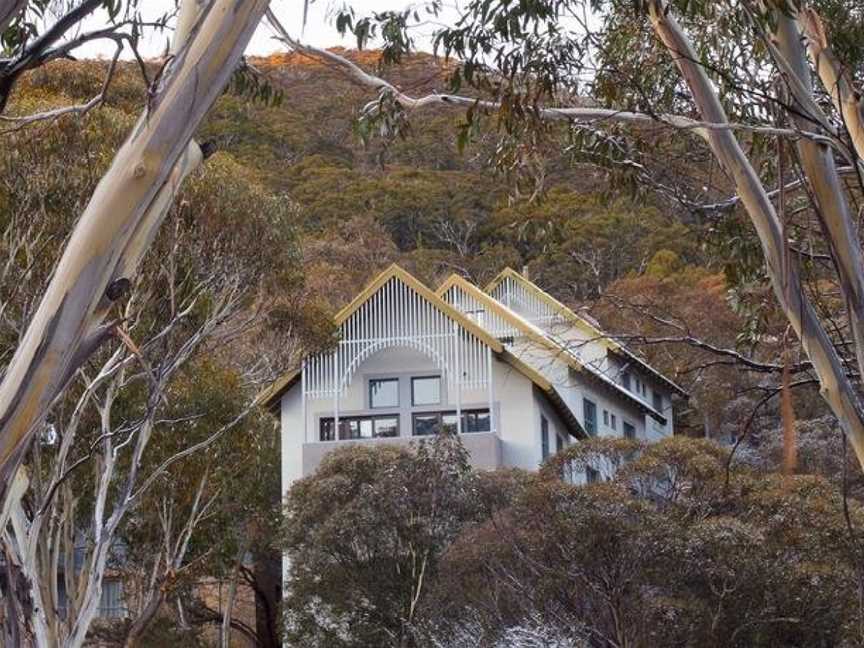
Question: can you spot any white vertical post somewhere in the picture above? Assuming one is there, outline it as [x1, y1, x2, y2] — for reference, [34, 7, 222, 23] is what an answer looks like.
[333, 345, 340, 440]
[300, 360, 307, 443]
[486, 345, 495, 434]
[454, 322, 462, 435]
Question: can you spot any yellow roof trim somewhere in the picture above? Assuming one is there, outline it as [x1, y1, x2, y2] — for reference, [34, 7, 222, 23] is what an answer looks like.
[484, 268, 686, 396]
[259, 266, 504, 413]
[440, 274, 669, 422]
[335, 264, 502, 351]
[256, 367, 300, 412]
[498, 349, 551, 392]
[438, 273, 573, 364]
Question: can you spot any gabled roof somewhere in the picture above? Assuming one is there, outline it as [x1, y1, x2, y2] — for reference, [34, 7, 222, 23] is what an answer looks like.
[258, 266, 586, 438]
[439, 273, 668, 424]
[258, 265, 504, 413]
[336, 264, 502, 352]
[484, 268, 688, 397]
[256, 368, 300, 412]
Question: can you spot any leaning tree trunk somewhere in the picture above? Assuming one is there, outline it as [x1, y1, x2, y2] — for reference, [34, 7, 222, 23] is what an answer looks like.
[646, 0, 864, 466]
[0, 0, 271, 511]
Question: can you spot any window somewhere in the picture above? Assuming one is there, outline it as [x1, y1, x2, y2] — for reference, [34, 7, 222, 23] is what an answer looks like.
[412, 410, 490, 436]
[369, 378, 399, 408]
[412, 376, 441, 406]
[623, 421, 636, 439]
[583, 398, 597, 436]
[610, 413, 617, 430]
[586, 466, 600, 484]
[603, 410, 609, 426]
[653, 389, 663, 412]
[621, 372, 631, 390]
[319, 415, 400, 441]
[556, 433, 564, 453]
[541, 415, 550, 460]
[99, 579, 124, 619]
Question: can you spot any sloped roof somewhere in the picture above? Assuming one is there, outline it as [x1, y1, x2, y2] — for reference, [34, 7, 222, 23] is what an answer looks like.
[258, 266, 584, 432]
[439, 273, 668, 424]
[484, 268, 688, 397]
[335, 264, 502, 351]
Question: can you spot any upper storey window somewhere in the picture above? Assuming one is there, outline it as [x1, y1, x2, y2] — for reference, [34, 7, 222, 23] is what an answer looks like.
[583, 398, 597, 436]
[653, 390, 664, 412]
[370, 378, 399, 409]
[412, 376, 441, 406]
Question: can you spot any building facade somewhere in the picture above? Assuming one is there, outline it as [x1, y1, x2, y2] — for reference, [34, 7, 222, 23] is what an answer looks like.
[260, 265, 686, 491]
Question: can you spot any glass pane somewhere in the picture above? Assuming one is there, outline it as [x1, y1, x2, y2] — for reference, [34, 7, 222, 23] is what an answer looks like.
[623, 422, 636, 439]
[412, 376, 441, 406]
[653, 390, 663, 411]
[359, 419, 374, 438]
[320, 418, 335, 441]
[413, 414, 439, 436]
[583, 399, 597, 436]
[442, 412, 458, 434]
[370, 379, 399, 408]
[466, 410, 490, 433]
[374, 417, 399, 437]
[339, 419, 362, 440]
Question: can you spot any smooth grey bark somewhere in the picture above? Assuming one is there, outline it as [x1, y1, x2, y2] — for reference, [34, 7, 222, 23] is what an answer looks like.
[771, 13, 864, 381]
[646, 0, 864, 465]
[0, 0, 270, 504]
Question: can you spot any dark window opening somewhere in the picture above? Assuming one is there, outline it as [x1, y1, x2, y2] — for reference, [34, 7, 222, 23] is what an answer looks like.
[583, 398, 597, 436]
[652, 390, 663, 412]
[320, 415, 400, 441]
[541, 415, 550, 460]
[586, 466, 600, 484]
[623, 421, 636, 440]
[413, 409, 491, 436]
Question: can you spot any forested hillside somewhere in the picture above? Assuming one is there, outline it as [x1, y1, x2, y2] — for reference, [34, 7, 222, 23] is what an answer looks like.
[4, 47, 817, 444]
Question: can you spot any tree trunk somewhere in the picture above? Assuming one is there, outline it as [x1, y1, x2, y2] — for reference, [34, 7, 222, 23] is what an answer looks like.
[123, 590, 165, 648]
[253, 548, 282, 648]
[646, 0, 864, 469]
[221, 539, 249, 648]
[0, 0, 270, 506]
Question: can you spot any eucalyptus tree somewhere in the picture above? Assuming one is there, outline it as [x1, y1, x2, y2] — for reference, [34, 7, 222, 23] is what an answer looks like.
[0, 80, 300, 643]
[0, 0, 272, 516]
[274, 0, 864, 469]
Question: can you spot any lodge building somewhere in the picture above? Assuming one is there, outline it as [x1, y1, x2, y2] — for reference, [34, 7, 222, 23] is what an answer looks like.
[259, 265, 686, 489]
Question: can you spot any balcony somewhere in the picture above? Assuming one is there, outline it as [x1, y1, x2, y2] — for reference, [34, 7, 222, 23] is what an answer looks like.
[302, 431, 502, 475]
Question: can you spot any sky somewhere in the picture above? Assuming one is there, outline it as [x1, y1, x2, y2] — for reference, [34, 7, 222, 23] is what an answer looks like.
[74, 1, 463, 60]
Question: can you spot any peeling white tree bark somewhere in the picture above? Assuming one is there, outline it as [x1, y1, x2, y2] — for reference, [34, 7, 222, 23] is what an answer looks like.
[771, 13, 864, 381]
[646, 0, 864, 465]
[0, 0, 270, 503]
[798, 9, 864, 166]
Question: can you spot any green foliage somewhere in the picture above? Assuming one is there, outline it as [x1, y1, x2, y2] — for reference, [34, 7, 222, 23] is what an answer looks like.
[282, 434, 492, 648]
[283, 435, 864, 646]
